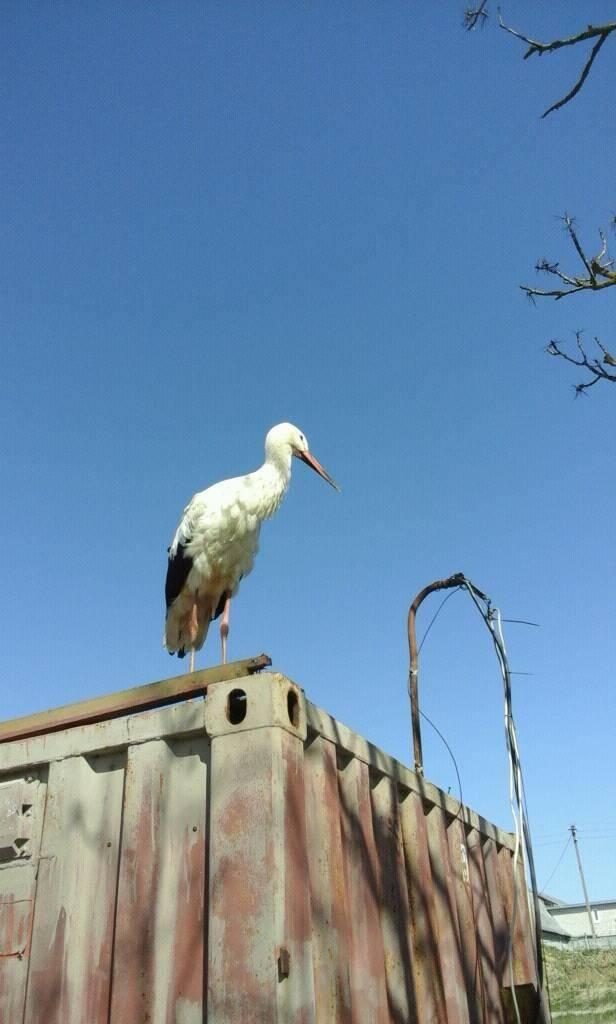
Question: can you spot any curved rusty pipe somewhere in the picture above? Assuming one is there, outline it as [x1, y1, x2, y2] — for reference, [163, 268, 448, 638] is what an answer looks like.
[407, 572, 468, 775]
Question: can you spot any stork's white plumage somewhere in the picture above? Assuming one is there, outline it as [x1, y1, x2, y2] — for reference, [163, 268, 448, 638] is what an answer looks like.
[164, 422, 339, 669]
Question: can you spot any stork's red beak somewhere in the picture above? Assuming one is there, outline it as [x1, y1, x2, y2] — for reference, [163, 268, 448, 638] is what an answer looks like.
[296, 449, 340, 492]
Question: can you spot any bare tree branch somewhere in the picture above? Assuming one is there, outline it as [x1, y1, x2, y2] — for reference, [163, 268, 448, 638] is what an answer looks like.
[497, 17, 616, 58]
[595, 336, 616, 368]
[541, 33, 610, 118]
[464, 2, 489, 32]
[567, 217, 595, 281]
[497, 14, 616, 116]
[521, 217, 616, 301]
[463, 11, 616, 393]
[546, 332, 616, 395]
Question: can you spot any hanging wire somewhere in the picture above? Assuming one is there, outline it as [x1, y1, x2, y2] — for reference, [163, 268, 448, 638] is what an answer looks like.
[541, 834, 572, 893]
[417, 586, 462, 654]
[407, 573, 545, 1024]
[502, 618, 541, 627]
[418, 707, 464, 815]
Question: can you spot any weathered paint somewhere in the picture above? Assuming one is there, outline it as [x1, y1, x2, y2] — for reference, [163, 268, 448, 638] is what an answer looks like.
[303, 734, 353, 1024]
[338, 757, 389, 1024]
[109, 737, 207, 1024]
[466, 827, 505, 1024]
[0, 772, 45, 1024]
[24, 754, 125, 1024]
[370, 775, 416, 1024]
[424, 805, 469, 1024]
[402, 788, 448, 1024]
[0, 669, 550, 1023]
[447, 817, 483, 1024]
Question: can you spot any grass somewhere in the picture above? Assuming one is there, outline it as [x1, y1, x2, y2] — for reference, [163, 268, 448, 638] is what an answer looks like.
[544, 946, 616, 1022]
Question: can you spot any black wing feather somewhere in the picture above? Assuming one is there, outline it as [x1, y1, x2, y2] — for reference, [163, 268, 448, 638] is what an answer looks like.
[212, 592, 227, 621]
[165, 541, 193, 610]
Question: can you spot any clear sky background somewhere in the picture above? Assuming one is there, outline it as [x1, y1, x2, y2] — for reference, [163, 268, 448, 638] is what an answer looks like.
[2, 2, 614, 904]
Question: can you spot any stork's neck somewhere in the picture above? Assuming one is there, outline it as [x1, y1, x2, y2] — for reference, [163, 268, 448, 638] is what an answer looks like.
[250, 447, 292, 520]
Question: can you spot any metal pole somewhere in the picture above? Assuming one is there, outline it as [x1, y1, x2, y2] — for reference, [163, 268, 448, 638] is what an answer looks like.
[570, 824, 596, 938]
[407, 572, 466, 775]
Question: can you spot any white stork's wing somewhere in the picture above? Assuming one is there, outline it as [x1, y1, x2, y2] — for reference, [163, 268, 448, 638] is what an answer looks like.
[164, 493, 206, 612]
[165, 472, 255, 613]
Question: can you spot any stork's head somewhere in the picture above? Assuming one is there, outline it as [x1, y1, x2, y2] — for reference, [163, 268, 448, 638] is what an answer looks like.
[265, 422, 340, 491]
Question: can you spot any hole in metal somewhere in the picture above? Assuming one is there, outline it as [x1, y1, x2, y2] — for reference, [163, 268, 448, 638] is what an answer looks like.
[336, 747, 353, 772]
[277, 947, 290, 980]
[287, 689, 299, 728]
[227, 689, 247, 725]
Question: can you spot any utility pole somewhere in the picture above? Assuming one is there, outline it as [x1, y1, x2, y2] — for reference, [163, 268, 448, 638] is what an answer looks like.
[570, 824, 596, 938]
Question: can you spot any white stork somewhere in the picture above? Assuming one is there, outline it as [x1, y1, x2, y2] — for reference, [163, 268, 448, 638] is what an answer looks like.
[164, 422, 339, 670]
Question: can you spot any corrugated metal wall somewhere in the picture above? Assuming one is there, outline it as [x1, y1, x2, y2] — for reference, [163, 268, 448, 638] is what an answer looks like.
[0, 671, 548, 1023]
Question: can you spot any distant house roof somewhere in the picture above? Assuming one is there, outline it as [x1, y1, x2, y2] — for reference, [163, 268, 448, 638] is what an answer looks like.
[539, 892, 567, 908]
[549, 899, 616, 914]
[537, 898, 571, 938]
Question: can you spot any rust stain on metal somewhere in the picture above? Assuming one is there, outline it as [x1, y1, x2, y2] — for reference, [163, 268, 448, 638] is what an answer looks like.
[208, 731, 278, 1021]
[482, 836, 508, 981]
[169, 823, 206, 1016]
[425, 804, 470, 1023]
[447, 817, 483, 1024]
[466, 830, 506, 1024]
[495, 846, 536, 990]
[22, 755, 124, 1023]
[0, 670, 548, 1023]
[513, 852, 540, 989]
[402, 789, 448, 1023]
[303, 734, 353, 1024]
[27, 904, 68, 1022]
[370, 776, 417, 1023]
[0, 897, 32, 959]
[282, 735, 311, 946]
[109, 749, 161, 1024]
[339, 757, 389, 1023]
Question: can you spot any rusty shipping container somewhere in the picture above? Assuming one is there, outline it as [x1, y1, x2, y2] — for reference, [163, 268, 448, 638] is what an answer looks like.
[0, 659, 549, 1023]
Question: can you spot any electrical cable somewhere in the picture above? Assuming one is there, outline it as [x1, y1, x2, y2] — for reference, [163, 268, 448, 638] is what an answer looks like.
[417, 712, 488, 1020]
[417, 586, 462, 655]
[541, 835, 572, 893]
[409, 574, 545, 1024]
[418, 707, 464, 814]
[502, 618, 540, 628]
[459, 578, 545, 1024]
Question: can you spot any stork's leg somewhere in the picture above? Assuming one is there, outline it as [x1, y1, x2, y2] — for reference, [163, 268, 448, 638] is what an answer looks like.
[188, 601, 198, 673]
[220, 593, 231, 665]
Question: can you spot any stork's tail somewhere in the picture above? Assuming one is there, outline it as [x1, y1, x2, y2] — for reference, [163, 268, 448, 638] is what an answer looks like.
[164, 598, 210, 658]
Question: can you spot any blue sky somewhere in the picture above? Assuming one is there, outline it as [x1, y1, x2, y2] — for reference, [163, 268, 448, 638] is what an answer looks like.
[2, 3, 614, 903]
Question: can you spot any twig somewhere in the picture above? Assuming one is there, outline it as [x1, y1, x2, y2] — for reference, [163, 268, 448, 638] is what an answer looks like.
[565, 216, 594, 281]
[498, 14, 616, 116]
[498, 16, 616, 59]
[542, 34, 610, 118]
[464, 2, 489, 32]
[546, 332, 616, 395]
[521, 219, 616, 301]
